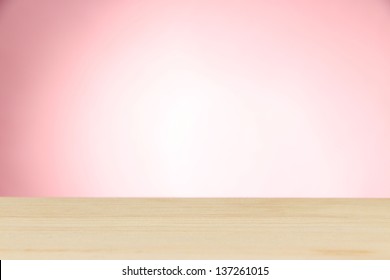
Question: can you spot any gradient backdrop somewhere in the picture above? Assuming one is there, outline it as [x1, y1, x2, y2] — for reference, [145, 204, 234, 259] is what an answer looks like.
[1, 0, 389, 197]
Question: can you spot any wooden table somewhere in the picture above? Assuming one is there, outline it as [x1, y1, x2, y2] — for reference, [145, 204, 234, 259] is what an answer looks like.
[0, 198, 389, 259]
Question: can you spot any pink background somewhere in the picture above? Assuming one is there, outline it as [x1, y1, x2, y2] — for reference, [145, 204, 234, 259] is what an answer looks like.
[1, 0, 389, 197]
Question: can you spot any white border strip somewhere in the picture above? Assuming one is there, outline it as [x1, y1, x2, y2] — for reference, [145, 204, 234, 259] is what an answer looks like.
[2, 260, 390, 280]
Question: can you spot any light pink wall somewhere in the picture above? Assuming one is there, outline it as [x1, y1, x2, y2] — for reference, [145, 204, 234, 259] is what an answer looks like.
[1, 0, 389, 196]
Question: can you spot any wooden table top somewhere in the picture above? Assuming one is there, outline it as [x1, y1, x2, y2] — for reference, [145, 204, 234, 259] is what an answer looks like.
[0, 198, 389, 259]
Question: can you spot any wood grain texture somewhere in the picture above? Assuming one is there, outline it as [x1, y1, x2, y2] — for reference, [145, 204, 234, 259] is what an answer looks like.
[0, 198, 389, 259]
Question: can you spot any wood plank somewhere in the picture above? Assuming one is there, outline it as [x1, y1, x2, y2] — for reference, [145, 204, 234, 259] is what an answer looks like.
[0, 198, 389, 259]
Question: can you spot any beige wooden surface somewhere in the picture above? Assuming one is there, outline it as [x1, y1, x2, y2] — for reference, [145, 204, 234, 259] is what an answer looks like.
[0, 198, 389, 259]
